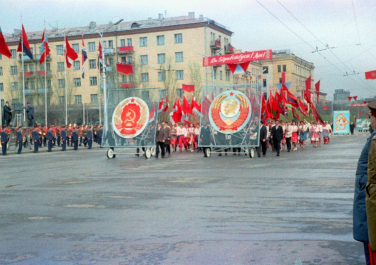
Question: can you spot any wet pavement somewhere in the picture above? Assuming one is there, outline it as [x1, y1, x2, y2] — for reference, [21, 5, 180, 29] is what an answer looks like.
[0, 132, 370, 264]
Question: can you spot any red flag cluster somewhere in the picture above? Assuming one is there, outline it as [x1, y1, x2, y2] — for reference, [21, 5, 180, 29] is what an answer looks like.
[348, 96, 358, 101]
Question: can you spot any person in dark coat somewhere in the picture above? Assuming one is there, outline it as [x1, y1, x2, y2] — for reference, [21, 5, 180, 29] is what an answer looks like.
[87, 126, 93, 149]
[257, 120, 268, 157]
[32, 126, 40, 153]
[61, 126, 67, 151]
[72, 127, 79, 150]
[350, 122, 355, 135]
[26, 102, 34, 127]
[3, 101, 12, 126]
[99, 126, 103, 147]
[16, 127, 23, 154]
[46, 127, 53, 152]
[199, 123, 211, 155]
[1, 126, 9, 155]
[163, 122, 171, 155]
[271, 120, 283, 156]
[353, 102, 376, 265]
[155, 123, 166, 158]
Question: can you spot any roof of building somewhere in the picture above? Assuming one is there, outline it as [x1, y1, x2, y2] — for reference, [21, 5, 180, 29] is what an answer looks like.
[4, 14, 232, 43]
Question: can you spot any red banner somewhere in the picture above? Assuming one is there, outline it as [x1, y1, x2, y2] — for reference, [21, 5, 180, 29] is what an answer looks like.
[352, 104, 367, 107]
[203, 49, 272, 66]
[365, 70, 376, 79]
[182, 84, 195, 92]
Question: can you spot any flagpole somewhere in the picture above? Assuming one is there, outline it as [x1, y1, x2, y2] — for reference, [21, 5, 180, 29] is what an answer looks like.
[82, 34, 85, 125]
[98, 68, 102, 125]
[64, 46, 68, 125]
[44, 32, 48, 127]
[21, 30, 26, 126]
[0, 74, 2, 127]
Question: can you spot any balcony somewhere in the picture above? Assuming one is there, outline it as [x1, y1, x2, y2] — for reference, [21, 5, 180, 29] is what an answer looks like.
[18, 55, 34, 62]
[20, 72, 36, 78]
[224, 44, 234, 54]
[121, 83, 135, 88]
[37, 70, 52, 77]
[100, 83, 114, 89]
[105, 66, 113, 72]
[37, 88, 51, 94]
[210, 40, 221, 50]
[104, 48, 114, 55]
[24, 89, 34, 94]
[24, 88, 51, 94]
[117, 46, 134, 54]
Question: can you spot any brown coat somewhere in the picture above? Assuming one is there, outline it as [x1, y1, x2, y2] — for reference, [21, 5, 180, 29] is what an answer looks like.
[366, 134, 376, 251]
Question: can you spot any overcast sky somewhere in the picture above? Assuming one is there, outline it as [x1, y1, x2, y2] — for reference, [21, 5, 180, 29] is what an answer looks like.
[1, 0, 375, 100]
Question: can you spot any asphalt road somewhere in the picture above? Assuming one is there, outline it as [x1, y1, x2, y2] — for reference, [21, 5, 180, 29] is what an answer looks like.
[0, 132, 371, 264]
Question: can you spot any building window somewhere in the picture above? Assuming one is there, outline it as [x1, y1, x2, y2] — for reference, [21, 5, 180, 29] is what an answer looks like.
[89, 59, 96, 69]
[140, 55, 148, 65]
[174, 33, 183, 44]
[283, 65, 286, 72]
[73, 61, 80, 70]
[0, 67, 2, 75]
[88, 42, 95, 52]
[90, 94, 98, 103]
[157, 53, 165, 64]
[277, 65, 281, 73]
[127, 38, 132, 46]
[140, 37, 147, 47]
[11, 82, 18, 91]
[59, 96, 65, 105]
[72, 43, 79, 53]
[279, 78, 282, 84]
[120, 39, 125, 47]
[10, 66, 17, 75]
[128, 56, 133, 63]
[108, 57, 114, 66]
[176, 70, 184, 80]
[40, 63, 51, 71]
[30, 80, 35, 90]
[90, 77, 97, 86]
[29, 64, 34, 72]
[220, 71, 222, 80]
[175, 52, 183, 63]
[226, 71, 230, 81]
[74, 78, 81, 87]
[176, 88, 183, 98]
[0, 83, 3, 91]
[57, 45, 64, 55]
[75, 95, 82, 104]
[210, 32, 215, 41]
[263, 79, 267, 87]
[129, 74, 134, 83]
[122, 75, 127, 83]
[11, 49, 17, 58]
[158, 72, 166, 81]
[58, 79, 65, 88]
[57, 62, 65, 72]
[108, 40, 113, 48]
[157, 35, 165, 45]
[141, 73, 149, 82]
[0, 99, 3, 107]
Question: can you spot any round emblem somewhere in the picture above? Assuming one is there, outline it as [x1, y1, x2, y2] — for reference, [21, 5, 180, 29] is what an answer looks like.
[209, 90, 252, 134]
[112, 97, 149, 138]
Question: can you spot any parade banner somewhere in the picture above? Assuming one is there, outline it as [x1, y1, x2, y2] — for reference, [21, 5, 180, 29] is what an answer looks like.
[356, 119, 371, 131]
[333, 110, 350, 134]
[203, 50, 272, 66]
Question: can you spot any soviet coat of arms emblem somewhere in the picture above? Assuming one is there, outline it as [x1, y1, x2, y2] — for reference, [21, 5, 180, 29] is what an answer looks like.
[112, 97, 149, 138]
[209, 90, 252, 134]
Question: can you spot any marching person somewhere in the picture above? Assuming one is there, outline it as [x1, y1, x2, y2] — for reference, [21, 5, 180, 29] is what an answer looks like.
[318, 122, 323, 147]
[155, 123, 166, 158]
[257, 120, 267, 157]
[56, 125, 61, 147]
[32, 126, 40, 153]
[72, 127, 79, 150]
[26, 102, 34, 127]
[177, 123, 188, 152]
[353, 101, 376, 265]
[291, 121, 299, 151]
[61, 125, 67, 151]
[195, 124, 201, 152]
[3, 101, 13, 126]
[16, 126, 23, 154]
[311, 122, 319, 148]
[87, 126, 93, 149]
[171, 124, 177, 152]
[1, 125, 8, 155]
[285, 121, 292, 152]
[298, 121, 307, 149]
[163, 122, 171, 155]
[47, 127, 53, 152]
[366, 101, 376, 260]
[271, 120, 283, 156]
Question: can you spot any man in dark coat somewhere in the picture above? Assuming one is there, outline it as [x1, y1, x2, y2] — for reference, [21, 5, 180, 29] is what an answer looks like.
[1, 125, 9, 155]
[271, 120, 283, 156]
[87, 126, 93, 149]
[3, 101, 12, 126]
[16, 126, 23, 154]
[155, 123, 166, 158]
[257, 120, 268, 157]
[72, 127, 79, 150]
[61, 126, 67, 151]
[32, 126, 40, 153]
[163, 122, 171, 155]
[47, 127, 53, 152]
[353, 101, 376, 265]
[26, 102, 34, 127]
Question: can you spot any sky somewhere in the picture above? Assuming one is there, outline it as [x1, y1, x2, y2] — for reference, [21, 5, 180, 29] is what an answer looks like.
[1, 0, 375, 100]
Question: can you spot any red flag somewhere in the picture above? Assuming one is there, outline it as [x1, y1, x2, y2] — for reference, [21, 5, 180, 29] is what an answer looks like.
[98, 41, 103, 73]
[17, 25, 33, 59]
[65, 34, 78, 68]
[305, 76, 311, 103]
[149, 104, 156, 122]
[116, 63, 133, 75]
[298, 98, 309, 117]
[348, 96, 353, 101]
[269, 91, 280, 119]
[158, 97, 163, 113]
[202, 96, 211, 116]
[0, 27, 11, 58]
[183, 96, 193, 116]
[353, 96, 358, 101]
[172, 99, 182, 124]
[311, 103, 324, 125]
[292, 108, 300, 121]
[365, 70, 376, 79]
[39, 30, 51, 65]
[191, 96, 202, 117]
[281, 84, 298, 108]
[163, 95, 169, 112]
[315, 80, 320, 104]
[182, 84, 195, 93]
[282, 72, 286, 84]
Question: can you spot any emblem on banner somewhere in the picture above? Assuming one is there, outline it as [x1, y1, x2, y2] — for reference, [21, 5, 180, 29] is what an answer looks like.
[209, 90, 252, 134]
[112, 97, 149, 138]
[334, 113, 349, 132]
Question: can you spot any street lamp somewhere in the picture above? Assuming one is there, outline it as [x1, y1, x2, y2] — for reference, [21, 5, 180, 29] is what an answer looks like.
[98, 18, 123, 132]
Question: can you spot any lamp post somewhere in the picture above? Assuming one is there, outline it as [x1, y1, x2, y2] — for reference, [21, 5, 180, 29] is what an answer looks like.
[98, 18, 123, 132]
